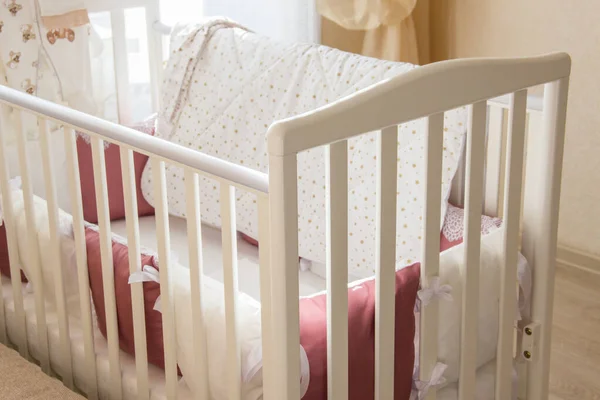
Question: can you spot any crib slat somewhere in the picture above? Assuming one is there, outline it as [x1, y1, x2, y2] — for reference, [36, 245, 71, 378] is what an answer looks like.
[15, 109, 50, 372]
[483, 106, 506, 217]
[0, 105, 26, 354]
[420, 113, 445, 400]
[495, 90, 527, 400]
[63, 127, 99, 400]
[220, 183, 242, 400]
[258, 193, 274, 400]
[38, 118, 74, 389]
[111, 8, 131, 125]
[184, 170, 210, 400]
[151, 159, 178, 398]
[120, 147, 150, 400]
[326, 140, 349, 400]
[375, 126, 397, 400]
[91, 136, 123, 399]
[458, 102, 487, 400]
[268, 153, 301, 400]
[145, 0, 163, 112]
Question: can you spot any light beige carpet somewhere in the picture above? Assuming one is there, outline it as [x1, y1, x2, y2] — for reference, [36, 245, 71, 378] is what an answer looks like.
[0, 343, 84, 400]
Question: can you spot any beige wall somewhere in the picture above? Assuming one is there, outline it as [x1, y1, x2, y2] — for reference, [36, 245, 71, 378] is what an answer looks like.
[443, 0, 600, 256]
[322, 1, 600, 256]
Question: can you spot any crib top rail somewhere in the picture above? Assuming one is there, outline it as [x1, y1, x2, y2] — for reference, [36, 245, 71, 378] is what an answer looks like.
[267, 52, 571, 156]
[0, 85, 269, 194]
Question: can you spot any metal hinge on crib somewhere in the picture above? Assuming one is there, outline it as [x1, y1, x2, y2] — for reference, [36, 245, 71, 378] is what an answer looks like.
[518, 321, 541, 362]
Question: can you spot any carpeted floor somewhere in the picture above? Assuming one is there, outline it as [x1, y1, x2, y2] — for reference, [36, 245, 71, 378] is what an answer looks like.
[0, 343, 84, 400]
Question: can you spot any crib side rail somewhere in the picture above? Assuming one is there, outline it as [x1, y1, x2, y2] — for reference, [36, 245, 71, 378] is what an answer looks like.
[266, 54, 570, 400]
[0, 86, 268, 196]
[0, 83, 269, 400]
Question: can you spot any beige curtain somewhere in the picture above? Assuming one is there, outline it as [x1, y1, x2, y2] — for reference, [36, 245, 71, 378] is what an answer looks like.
[317, 0, 420, 64]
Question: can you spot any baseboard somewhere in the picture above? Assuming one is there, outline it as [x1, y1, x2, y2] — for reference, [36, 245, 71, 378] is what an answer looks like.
[556, 245, 600, 275]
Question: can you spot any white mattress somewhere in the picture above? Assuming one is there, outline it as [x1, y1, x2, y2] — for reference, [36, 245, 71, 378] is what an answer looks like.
[1, 214, 508, 399]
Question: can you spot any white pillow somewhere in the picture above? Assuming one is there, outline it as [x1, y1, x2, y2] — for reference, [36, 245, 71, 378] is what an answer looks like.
[417, 226, 531, 386]
[7, 189, 79, 316]
[171, 263, 265, 400]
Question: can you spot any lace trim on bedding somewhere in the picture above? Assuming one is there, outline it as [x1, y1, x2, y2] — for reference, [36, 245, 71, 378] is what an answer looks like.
[442, 204, 502, 242]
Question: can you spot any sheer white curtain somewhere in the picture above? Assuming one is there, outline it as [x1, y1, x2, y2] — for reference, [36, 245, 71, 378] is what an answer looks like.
[203, 0, 320, 43]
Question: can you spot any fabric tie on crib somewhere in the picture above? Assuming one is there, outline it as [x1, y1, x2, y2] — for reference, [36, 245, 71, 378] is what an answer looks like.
[416, 277, 452, 310]
[128, 265, 162, 312]
[411, 362, 447, 400]
[0, 177, 22, 226]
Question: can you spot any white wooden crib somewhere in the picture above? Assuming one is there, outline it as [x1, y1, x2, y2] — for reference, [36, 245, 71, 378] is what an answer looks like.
[0, 2, 570, 400]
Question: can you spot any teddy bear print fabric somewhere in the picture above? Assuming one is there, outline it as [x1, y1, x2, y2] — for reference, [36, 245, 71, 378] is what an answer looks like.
[0, 0, 95, 142]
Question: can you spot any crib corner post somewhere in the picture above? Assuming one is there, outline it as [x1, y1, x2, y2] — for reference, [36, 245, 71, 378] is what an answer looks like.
[522, 76, 569, 400]
[267, 152, 301, 400]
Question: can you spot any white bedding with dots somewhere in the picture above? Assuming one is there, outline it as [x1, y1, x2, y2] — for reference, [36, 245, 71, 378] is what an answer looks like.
[141, 19, 468, 278]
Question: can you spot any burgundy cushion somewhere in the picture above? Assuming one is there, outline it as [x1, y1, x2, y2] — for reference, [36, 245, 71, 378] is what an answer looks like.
[300, 263, 420, 400]
[85, 227, 166, 370]
[0, 226, 27, 282]
[77, 117, 156, 224]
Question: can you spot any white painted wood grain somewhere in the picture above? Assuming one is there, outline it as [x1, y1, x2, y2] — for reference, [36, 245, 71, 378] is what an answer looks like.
[184, 170, 210, 400]
[15, 109, 50, 372]
[63, 126, 99, 400]
[0, 105, 25, 355]
[220, 183, 242, 400]
[523, 78, 570, 400]
[268, 154, 301, 400]
[458, 102, 486, 400]
[496, 90, 527, 400]
[420, 113, 445, 400]
[38, 117, 74, 389]
[258, 193, 274, 400]
[151, 159, 177, 399]
[120, 146, 149, 400]
[91, 136, 123, 399]
[326, 140, 349, 400]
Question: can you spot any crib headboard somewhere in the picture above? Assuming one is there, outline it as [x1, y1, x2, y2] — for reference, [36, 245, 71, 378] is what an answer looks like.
[87, 0, 163, 125]
[450, 94, 544, 219]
